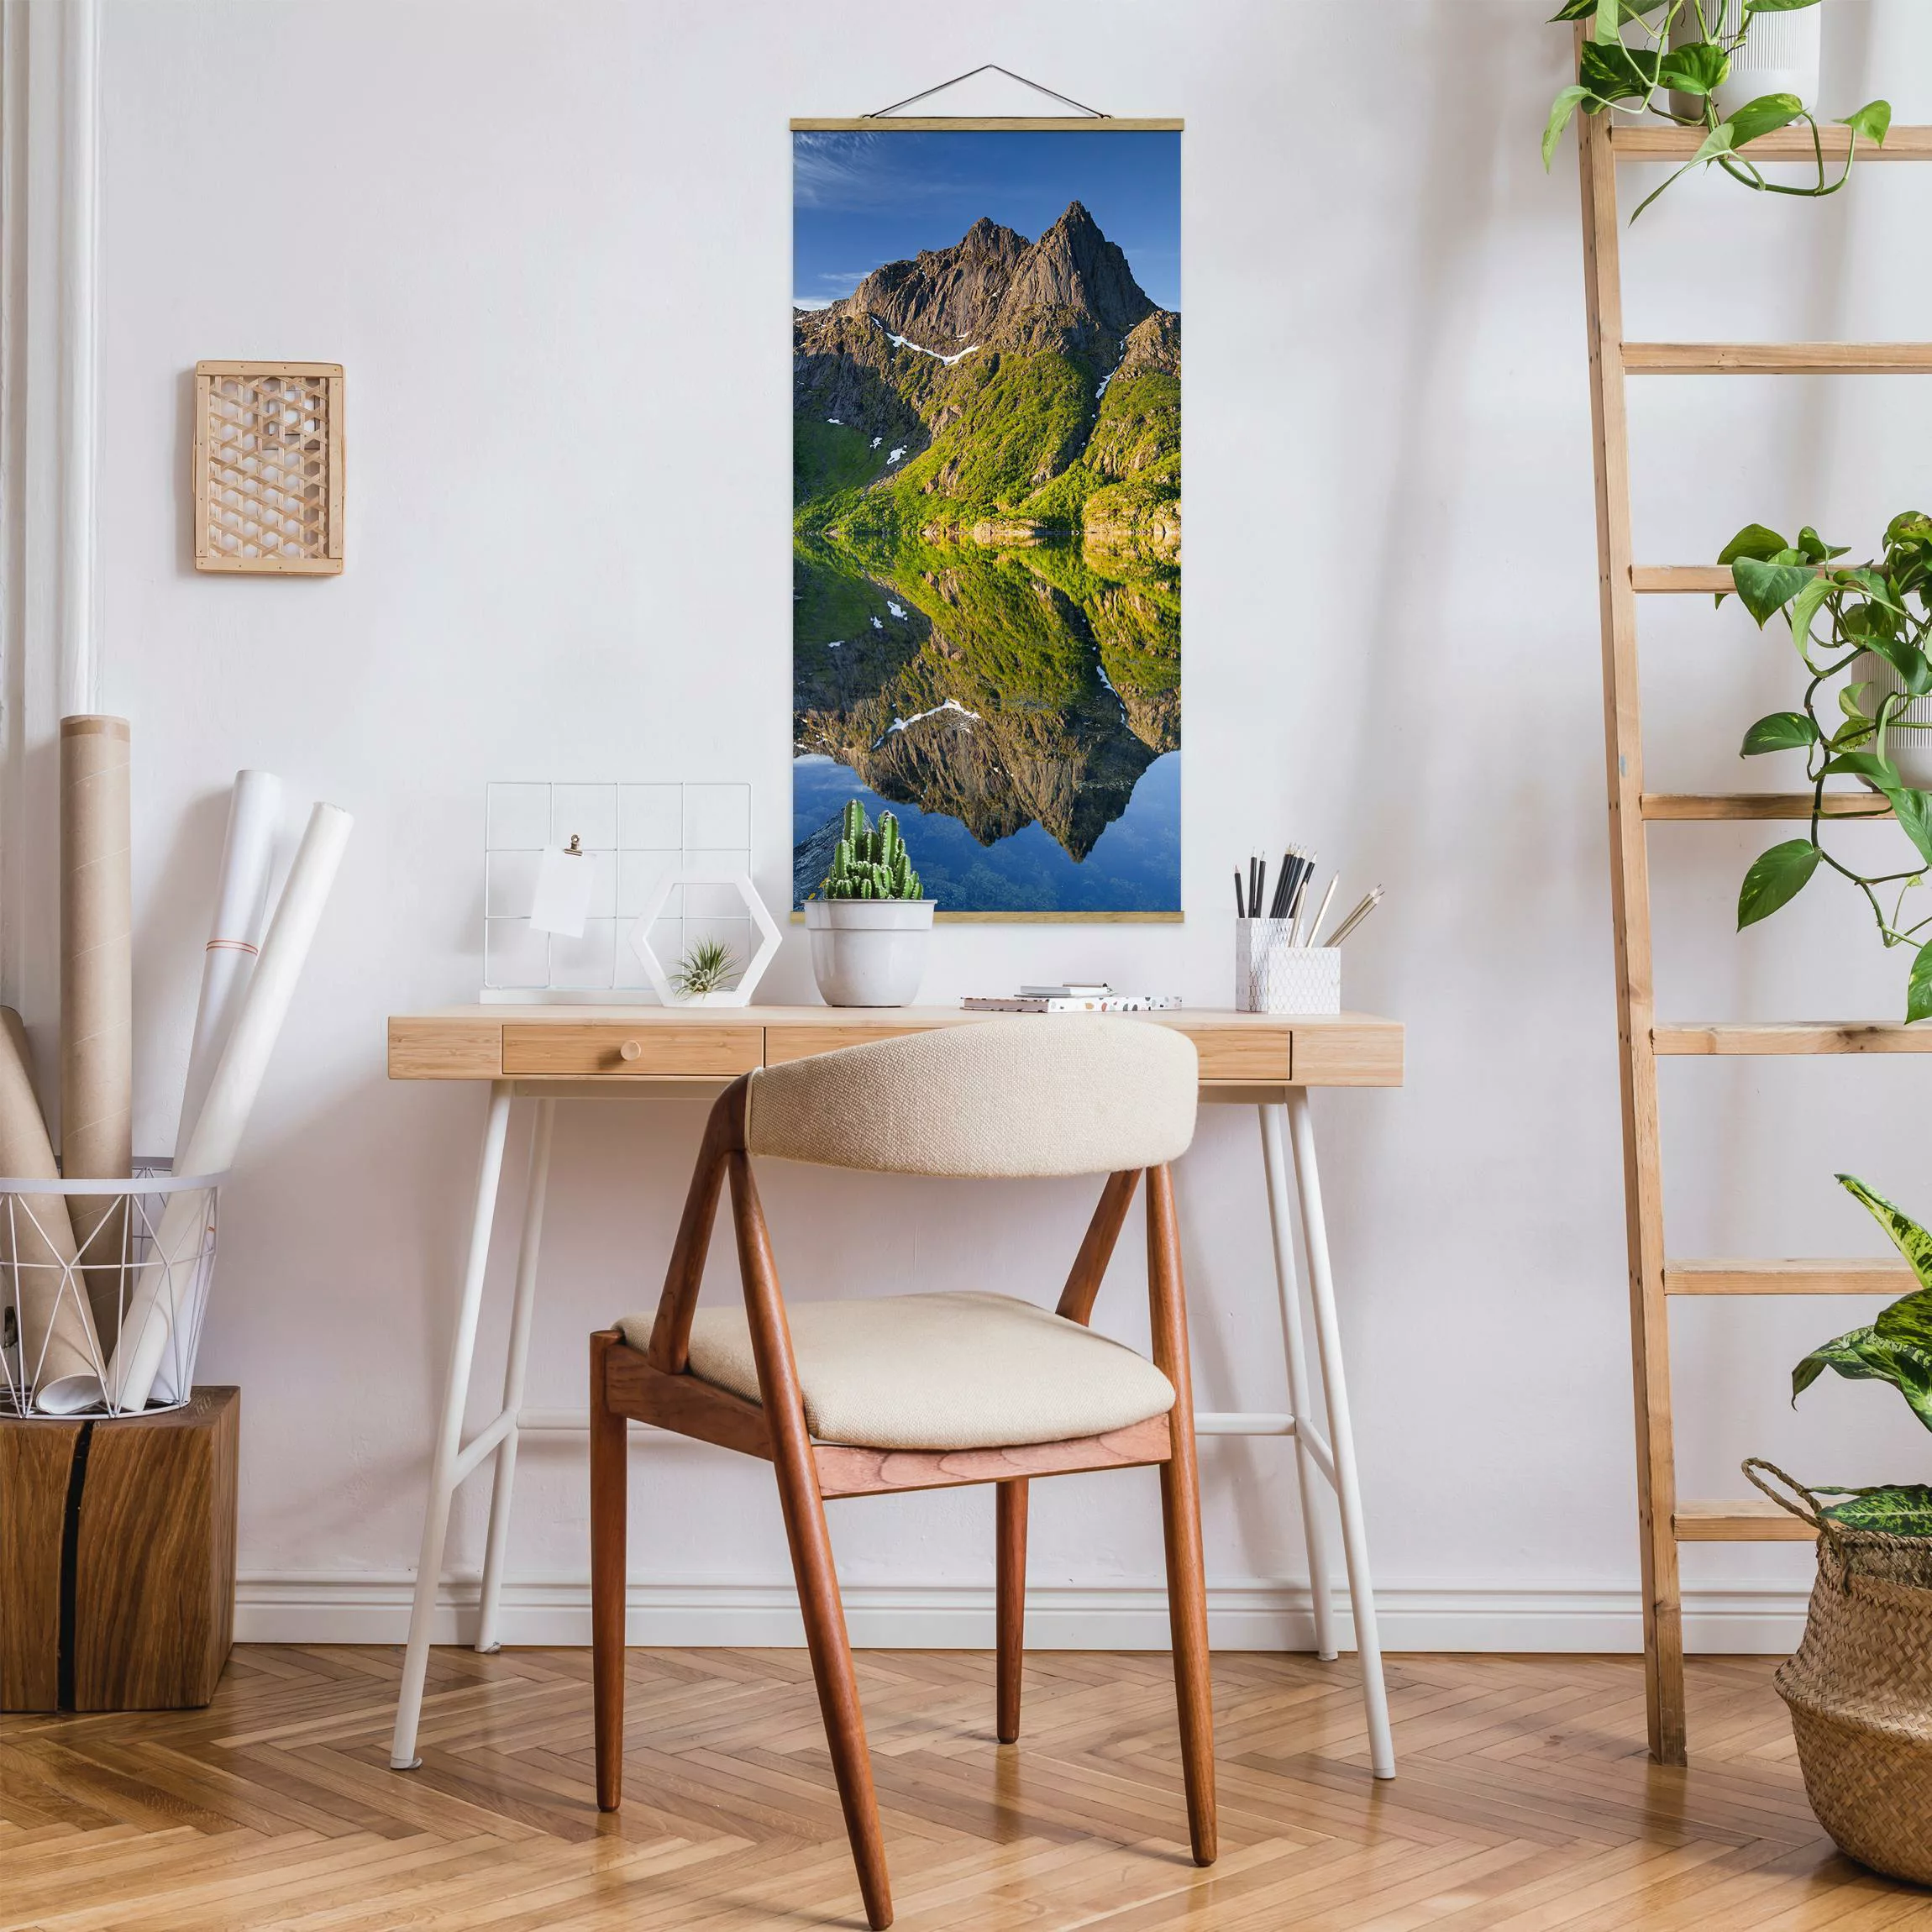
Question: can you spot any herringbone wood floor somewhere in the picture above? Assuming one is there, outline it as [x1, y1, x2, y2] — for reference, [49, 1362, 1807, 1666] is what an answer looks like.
[0, 1645, 1922, 1929]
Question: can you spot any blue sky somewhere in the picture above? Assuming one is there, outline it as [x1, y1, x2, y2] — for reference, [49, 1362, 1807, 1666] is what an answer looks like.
[793, 129, 1179, 313]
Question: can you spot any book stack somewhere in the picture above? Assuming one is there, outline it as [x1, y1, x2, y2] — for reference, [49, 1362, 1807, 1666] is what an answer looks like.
[961, 983, 1184, 1014]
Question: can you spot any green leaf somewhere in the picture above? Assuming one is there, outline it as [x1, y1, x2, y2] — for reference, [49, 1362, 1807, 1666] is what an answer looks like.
[1840, 100, 1893, 146]
[1851, 1331, 1932, 1428]
[1720, 92, 1806, 150]
[1544, 86, 1591, 168]
[1719, 524, 1791, 565]
[1795, 525, 1849, 563]
[1693, 120, 1738, 164]
[1910, 938, 1932, 1024]
[1793, 1327, 1881, 1400]
[1821, 1486, 1932, 1537]
[1740, 711, 1817, 755]
[1547, 0, 1599, 15]
[1866, 633, 1932, 697]
[1786, 575, 1833, 657]
[1579, 39, 1661, 103]
[1716, 524, 1789, 606]
[1838, 1173, 1932, 1295]
[1731, 556, 1814, 626]
[1658, 41, 1728, 96]
[1737, 838, 1820, 927]
[1892, 789, 1932, 869]
[1823, 750, 1903, 788]
[1876, 1286, 1932, 1356]
[1593, 0, 1622, 44]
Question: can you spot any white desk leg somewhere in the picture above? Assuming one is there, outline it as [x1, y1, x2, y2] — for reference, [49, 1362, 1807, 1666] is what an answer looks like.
[475, 1096, 556, 1656]
[390, 1080, 514, 1772]
[1258, 1104, 1340, 1662]
[1285, 1087, 1395, 1780]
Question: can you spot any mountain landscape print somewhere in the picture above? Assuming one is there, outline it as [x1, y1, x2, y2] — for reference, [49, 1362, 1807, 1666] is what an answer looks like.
[793, 129, 1180, 916]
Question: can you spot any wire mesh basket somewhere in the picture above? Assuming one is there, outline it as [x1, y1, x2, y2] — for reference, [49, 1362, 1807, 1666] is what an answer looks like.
[1236, 920, 1341, 1015]
[0, 1165, 224, 1419]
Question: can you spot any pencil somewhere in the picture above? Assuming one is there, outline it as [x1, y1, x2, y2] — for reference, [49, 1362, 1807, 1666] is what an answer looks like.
[1303, 875, 1339, 949]
[1324, 886, 1383, 948]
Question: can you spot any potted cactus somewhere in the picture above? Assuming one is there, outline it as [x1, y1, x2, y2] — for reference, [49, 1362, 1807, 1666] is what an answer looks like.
[802, 800, 936, 1007]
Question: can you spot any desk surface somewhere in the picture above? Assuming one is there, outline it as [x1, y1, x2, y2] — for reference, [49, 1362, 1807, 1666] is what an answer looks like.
[387, 1005, 1404, 1093]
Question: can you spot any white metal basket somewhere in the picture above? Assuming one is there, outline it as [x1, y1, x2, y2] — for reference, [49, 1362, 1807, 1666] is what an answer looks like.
[1236, 920, 1341, 1015]
[0, 1165, 224, 1419]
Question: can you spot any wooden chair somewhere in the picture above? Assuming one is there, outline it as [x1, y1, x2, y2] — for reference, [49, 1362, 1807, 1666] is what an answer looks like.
[589, 1017, 1215, 1931]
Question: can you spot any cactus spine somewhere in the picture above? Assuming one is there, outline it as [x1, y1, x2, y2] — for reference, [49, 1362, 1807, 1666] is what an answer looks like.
[816, 801, 924, 900]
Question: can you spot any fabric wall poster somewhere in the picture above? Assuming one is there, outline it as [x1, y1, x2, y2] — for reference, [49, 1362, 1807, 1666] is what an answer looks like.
[792, 122, 1181, 919]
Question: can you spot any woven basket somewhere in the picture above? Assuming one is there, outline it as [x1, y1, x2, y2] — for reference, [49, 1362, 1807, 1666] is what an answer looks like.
[1746, 1458, 1932, 1885]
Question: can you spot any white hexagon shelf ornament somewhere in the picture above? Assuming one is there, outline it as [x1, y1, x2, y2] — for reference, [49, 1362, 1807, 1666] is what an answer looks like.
[627, 871, 781, 1008]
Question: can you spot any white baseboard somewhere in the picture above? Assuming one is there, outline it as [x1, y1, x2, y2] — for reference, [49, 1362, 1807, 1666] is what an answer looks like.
[234, 1574, 1809, 1655]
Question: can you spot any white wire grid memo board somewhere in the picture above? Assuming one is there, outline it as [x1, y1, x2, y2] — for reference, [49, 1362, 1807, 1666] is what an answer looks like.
[483, 782, 754, 1003]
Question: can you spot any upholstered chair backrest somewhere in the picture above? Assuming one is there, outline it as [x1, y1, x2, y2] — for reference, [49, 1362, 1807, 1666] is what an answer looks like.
[744, 1016, 1197, 1179]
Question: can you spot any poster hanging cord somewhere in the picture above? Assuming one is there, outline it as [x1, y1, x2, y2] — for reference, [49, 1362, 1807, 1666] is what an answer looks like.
[867, 65, 1109, 120]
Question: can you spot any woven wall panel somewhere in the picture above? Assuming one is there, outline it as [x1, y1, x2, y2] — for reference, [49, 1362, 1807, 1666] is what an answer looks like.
[192, 362, 344, 575]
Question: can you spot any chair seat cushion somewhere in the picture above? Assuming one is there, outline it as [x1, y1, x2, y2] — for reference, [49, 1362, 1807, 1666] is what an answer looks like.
[616, 1292, 1176, 1452]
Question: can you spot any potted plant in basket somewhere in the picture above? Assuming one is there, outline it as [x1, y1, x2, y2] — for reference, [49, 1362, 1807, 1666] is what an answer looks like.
[802, 800, 936, 1007]
[1747, 1173, 1932, 1884]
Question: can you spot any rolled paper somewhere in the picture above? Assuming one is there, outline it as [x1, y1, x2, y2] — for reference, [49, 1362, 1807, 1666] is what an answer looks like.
[60, 715, 134, 1347]
[152, 769, 281, 1404]
[176, 770, 282, 1156]
[111, 801, 352, 1411]
[0, 1008, 102, 1414]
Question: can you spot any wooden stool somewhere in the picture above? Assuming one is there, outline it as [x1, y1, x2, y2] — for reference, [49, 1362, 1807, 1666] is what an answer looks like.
[0, 1387, 238, 1711]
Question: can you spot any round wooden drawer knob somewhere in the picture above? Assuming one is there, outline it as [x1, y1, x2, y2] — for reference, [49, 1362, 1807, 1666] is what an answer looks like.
[619, 1039, 643, 1063]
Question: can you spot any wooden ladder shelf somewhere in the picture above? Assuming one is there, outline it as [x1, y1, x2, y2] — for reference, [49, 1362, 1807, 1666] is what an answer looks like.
[1575, 101, 1932, 1764]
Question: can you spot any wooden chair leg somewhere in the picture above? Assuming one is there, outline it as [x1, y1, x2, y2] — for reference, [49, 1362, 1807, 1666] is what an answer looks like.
[732, 1153, 893, 1930]
[996, 1478, 1027, 1743]
[589, 1331, 628, 1814]
[1147, 1164, 1217, 1866]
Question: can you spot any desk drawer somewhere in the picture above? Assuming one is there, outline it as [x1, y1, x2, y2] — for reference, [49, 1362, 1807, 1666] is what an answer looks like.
[1179, 1026, 1290, 1084]
[501, 1024, 762, 1079]
[764, 1024, 927, 1065]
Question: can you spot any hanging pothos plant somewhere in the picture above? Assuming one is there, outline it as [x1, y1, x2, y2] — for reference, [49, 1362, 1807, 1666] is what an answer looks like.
[1782, 1174, 1932, 1538]
[1543, 0, 1890, 219]
[1724, 512, 1932, 1020]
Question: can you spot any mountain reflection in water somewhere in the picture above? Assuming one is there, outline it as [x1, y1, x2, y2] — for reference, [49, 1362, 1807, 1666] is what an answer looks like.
[791, 533, 1179, 911]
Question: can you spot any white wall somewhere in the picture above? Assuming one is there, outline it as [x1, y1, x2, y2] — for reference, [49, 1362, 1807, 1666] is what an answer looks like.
[34, 0, 1932, 1647]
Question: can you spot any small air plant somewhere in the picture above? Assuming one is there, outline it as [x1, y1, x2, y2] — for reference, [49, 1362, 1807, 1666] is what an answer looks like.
[669, 935, 738, 999]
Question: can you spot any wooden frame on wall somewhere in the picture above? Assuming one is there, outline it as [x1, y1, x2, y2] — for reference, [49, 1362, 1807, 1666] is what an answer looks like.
[192, 361, 344, 575]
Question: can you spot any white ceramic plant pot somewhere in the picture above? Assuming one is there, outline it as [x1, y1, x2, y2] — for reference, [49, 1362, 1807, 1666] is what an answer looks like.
[804, 899, 937, 1007]
[1854, 650, 1932, 789]
[1700, 0, 1823, 118]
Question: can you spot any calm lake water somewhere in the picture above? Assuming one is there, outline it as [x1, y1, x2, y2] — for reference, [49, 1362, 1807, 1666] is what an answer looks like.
[793, 750, 1179, 915]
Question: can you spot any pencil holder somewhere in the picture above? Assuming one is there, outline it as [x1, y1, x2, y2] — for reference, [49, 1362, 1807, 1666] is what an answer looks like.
[1236, 920, 1340, 1015]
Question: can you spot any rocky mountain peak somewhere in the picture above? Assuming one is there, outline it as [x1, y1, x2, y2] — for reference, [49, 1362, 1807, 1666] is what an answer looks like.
[830, 203, 1159, 359]
[991, 200, 1153, 344]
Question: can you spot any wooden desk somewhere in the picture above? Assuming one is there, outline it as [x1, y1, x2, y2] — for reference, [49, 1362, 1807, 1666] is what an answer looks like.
[388, 1004, 1404, 1091]
[382, 1004, 1404, 1781]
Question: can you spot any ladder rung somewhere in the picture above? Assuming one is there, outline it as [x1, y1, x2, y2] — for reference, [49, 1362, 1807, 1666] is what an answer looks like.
[1655, 1021, 1932, 1056]
[1666, 1257, 1917, 1296]
[1641, 794, 1890, 822]
[1675, 1499, 1817, 1542]
[1625, 343, 1932, 375]
[1610, 123, 1932, 164]
[1633, 565, 1732, 593]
